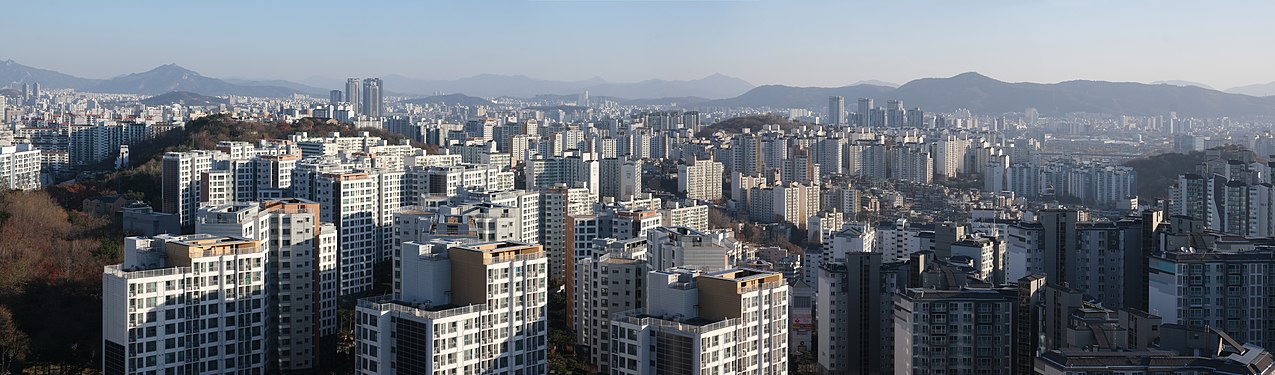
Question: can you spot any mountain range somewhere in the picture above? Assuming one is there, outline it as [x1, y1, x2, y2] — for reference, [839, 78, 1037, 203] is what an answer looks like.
[709, 72, 1275, 116]
[383, 73, 754, 99]
[0, 59, 755, 99]
[1227, 81, 1275, 97]
[3, 59, 1275, 115]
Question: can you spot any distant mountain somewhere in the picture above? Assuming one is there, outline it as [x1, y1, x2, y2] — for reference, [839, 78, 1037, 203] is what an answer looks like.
[850, 80, 900, 88]
[1151, 80, 1214, 90]
[711, 72, 1275, 116]
[91, 64, 300, 97]
[618, 97, 712, 107]
[1227, 81, 1275, 97]
[382, 73, 753, 99]
[707, 83, 896, 108]
[401, 93, 494, 107]
[139, 91, 228, 107]
[385, 74, 601, 98]
[581, 74, 754, 99]
[0, 59, 99, 89]
[223, 78, 329, 96]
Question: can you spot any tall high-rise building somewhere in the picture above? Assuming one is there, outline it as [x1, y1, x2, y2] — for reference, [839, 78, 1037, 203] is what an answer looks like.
[28, 82, 40, 106]
[857, 98, 873, 127]
[103, 235, 268, 374]
[599, 157, 641, 202]
[574, 239, 648, 373]
[540, 185, 597, 283]
[315, 172, 377, 296]
[828, 96, 846, 126]
[730, 133, 764, 177]
[356, 241, 548, 375]
[0, 144, 42, 190]
[885, 99, 904, 128]
[1040, 208, 1079, 287]
[345, 78, 361, 116]
[162, 150, 216, 232]
[681, 111, 702, 134]
[678, 159, 724, 201]
[610, 268, 789, 375]
[893, 282, 1017, 373]
[361, 78, 383, 117]
[195, 199, 340, 372]
[817, 251, 884, 374]
[905, 108, 925, 128]
[578, 90, 590, 107]
[329, 90, 343, 104]
[1148, 241, 1275, 353]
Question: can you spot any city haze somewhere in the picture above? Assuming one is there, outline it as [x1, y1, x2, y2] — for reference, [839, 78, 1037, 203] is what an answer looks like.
[3, 0, 1273, 90]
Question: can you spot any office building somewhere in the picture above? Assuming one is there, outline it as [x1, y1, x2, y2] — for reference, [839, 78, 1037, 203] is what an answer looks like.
[345, 78, 361, 116]
[329, 90, 343, 105]
[356, 241, 548, 375]
[885, 100, 904, 128]
[361, 78, 383, 117]
[828, 96, 845, 126]
[857, 98, 873, 127]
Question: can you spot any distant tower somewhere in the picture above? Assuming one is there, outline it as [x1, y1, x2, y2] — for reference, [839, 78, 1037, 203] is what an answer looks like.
[828, 96, 845, 126]
[345, 78, 361, 115]
[857, 98, 873, 127]
[361, 78, 383, 117]
[329, 90, 343, 104]
[906, 108, 925, 128]
[578, 90, 590, 107]
[886, 99, 904, 128]
[682, 111, 701, 134]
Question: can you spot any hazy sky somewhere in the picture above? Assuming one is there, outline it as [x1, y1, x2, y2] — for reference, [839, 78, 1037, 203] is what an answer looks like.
[3, 0, 1273, 89]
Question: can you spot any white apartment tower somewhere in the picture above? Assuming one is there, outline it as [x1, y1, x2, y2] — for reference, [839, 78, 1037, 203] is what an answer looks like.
[540, 185, 598, 283]
[162, 150, 216, 232]
[573, 239, 649, 373]
[678, 159, 724, 201]
[0, 144, 42, 190]
[195, 199, 340, 372]
[356, 241, 548, 375]
[316, 172, 378, 296]
[102, 235, 268, 374]
[610, 268, 790, 375]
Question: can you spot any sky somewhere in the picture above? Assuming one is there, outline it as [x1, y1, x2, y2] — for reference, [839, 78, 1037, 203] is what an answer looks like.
[3, 0, 1273, 89]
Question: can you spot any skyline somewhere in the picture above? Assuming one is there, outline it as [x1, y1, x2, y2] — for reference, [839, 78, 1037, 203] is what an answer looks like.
[3, 1, 1273, 90]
